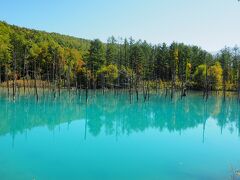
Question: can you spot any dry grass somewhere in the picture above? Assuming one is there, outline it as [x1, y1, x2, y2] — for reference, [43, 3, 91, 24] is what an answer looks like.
[0, 80, 51, 88]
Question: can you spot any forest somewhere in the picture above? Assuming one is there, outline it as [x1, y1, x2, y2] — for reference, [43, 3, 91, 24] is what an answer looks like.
[0, 21, 240, 101]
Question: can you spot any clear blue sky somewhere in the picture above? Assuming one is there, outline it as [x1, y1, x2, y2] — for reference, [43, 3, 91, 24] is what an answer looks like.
[0, 0, 239, 52]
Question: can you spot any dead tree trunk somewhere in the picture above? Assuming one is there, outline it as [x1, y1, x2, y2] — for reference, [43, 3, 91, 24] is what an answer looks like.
[181, 62, 187, 99]
[171, 73, 175, 100]
[67, 66, 71, 96]
[42, 74, 45, 96]
[238, 67, 240, 103]
[6, 66, 9, 97]
[147, 80, 150, 100]
[165, 82, 168, 98]
[75, 67, 78, 95]
[75, 77, 78, 95]
[135, 80, 139, 102]
[223, 72, 226, 102]
[85, 71, 88, 103]
[205, 63, 209, 101]
[13, 51, 16, 101]
[128, 77, 132, 103]
[34, 59, 38, 101]
[57, 56, 61, 97]
[52, 51, 56, 99]
[23, 47, 27, 95]
[0, 63, 2, 87]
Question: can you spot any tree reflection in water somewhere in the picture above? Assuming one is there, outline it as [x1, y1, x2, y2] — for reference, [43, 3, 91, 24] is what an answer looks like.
[0, 90, 239, 140]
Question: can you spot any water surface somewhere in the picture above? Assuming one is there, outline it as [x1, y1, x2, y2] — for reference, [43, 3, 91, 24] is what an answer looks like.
[0, 90, 240, 180]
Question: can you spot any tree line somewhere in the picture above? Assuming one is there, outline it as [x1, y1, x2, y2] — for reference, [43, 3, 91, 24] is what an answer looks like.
[0, 21, 240, 101]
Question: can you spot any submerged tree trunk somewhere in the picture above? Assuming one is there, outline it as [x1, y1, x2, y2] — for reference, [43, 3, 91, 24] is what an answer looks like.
[67, 67, 71, 96]
[181, 78, 184, 99]
[34, 59, 38, 101]
[57, 56, 61, 97]
[181, 63, 187, 99]
[129, 75, 133, 103]
[26, 69, 29, 94]
[147, 80, 150, 100]
[75, 79, 78, 95]
[13, 51, 17, 101]
[238, 68, 240, 103]
[0, 63, 2, 86]
[205, 63, 209, 101]
[52, 51, 56, 99]
[223, 72, 226, 102]
[75, 68, 79, 95]
[171, 73, 175, 100]
[23, 47, 27, 95]
[47, 68, 50, 93]
[85, 70, 88, 103]
[42, 74, 45, 96]
[57, 69, 61, 97]
[6, 66, 9, 97]
[143, 81, 146, 102]
[135, 80, 139, 102]
[58, 78, 61, 97]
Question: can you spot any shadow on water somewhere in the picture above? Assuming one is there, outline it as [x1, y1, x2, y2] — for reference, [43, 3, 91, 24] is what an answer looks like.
[0, 88, 239, 140]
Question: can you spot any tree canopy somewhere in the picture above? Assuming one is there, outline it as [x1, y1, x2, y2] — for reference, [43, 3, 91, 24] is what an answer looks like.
[0, 21, 240, 92]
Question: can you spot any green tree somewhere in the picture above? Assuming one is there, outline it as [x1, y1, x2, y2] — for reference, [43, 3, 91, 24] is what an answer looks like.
[0, 22, 12, 83]
[154, 43, 169, 81]
[208, 62, 223, 90]
[106, 36, 118, 65]
[87, 39, 106, 75]
[169, 43, 179, 98]
[220, 48, 232, 100]
[129, 44, 144, 80]
[97, 64, 119, 88]
[193, 64, 206, 89]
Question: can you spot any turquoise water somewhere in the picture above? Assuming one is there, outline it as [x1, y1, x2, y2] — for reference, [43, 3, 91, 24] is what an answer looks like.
[0, 90, 240, 180]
